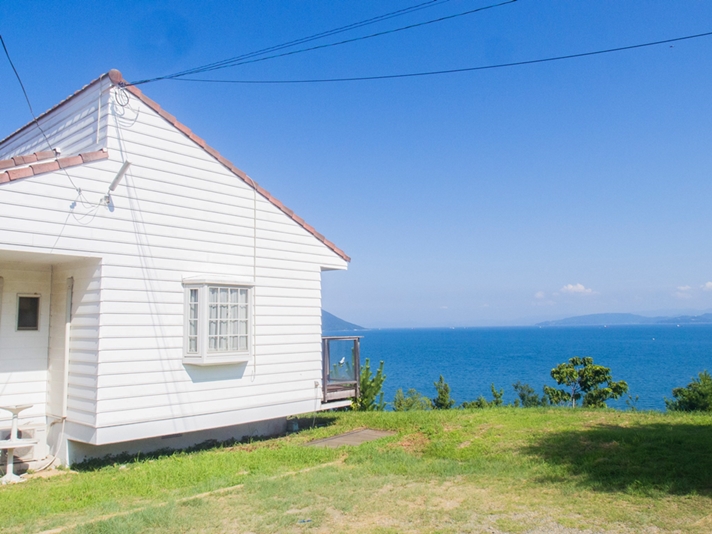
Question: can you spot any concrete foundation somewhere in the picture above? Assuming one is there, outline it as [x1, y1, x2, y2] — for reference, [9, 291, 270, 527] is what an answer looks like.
[66, 417, 287, 466]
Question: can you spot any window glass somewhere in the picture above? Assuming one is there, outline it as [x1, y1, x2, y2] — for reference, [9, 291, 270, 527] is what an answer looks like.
[188, 289, 199, 353]
[18, 296, 40, 330]
[205, 285, 249, 354]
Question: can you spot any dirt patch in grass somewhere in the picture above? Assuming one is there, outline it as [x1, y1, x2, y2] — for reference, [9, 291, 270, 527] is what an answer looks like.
[472, 423, 505, 439]
[24, 469, 76, 481]
[391, 432, 430, 455]
[226, 440, 284, 453]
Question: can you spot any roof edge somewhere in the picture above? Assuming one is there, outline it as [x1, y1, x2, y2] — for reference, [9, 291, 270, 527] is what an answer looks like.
[0, 149, 109, 185]
[0, 149, 59, 170]
[109, 69, 350, 263]
[0, 73, 108, 149]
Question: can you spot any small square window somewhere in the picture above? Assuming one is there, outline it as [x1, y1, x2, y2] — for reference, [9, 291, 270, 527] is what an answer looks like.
[18, 296, 40, 331]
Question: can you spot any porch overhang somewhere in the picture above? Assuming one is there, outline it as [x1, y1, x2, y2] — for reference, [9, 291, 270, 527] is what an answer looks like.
[0, 249, 101, 265]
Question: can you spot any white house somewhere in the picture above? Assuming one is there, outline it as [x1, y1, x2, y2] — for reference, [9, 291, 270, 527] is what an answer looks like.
[0, 69, 359, 466]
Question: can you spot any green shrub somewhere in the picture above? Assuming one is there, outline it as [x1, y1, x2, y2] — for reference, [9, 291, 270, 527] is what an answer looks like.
[666, 371, 712, 412]
[432, 375, 455, 409]
[490, 383, 504, 406]
[462, 384, 504, 409]
[393, 388, 433, 411]
[512, 381, 548, 407]
[353, 359, 386, 411]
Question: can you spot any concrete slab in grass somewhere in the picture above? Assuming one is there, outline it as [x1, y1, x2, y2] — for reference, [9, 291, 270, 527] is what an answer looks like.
[306, 428, 396, 448]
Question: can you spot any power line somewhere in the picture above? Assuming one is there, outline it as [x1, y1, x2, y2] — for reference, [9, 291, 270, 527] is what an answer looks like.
[1, 34, 89, 202]
[166, 30, 712, 85]
[131, 0, 517, 85]
[1, 35, 41, 121]
[137, 0, 451, 84]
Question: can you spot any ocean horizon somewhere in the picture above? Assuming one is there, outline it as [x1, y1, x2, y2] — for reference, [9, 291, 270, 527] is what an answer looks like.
[326, 324, 712, 411]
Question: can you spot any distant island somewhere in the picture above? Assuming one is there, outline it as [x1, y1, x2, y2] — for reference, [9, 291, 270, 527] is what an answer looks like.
[536, 312, 712, 327]
[322, 310, 366, 332]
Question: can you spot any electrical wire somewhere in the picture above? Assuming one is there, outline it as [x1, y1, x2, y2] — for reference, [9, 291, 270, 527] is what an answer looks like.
[1, 35, 40, 119]
[167, 29, 712, 85]
[1, 33, 95, 207]
[135, 0, 452, 85]
[130, 0, 517, 85]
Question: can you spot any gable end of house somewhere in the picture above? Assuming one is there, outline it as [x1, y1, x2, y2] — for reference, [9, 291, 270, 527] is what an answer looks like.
[108, 70, 350, 263]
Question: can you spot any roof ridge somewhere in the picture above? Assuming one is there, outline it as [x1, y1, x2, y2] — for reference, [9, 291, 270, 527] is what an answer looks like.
[108, 69, 350, 263]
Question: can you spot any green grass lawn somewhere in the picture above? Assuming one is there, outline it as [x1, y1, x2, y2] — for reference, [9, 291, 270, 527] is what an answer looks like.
[3, 408, 712, 533]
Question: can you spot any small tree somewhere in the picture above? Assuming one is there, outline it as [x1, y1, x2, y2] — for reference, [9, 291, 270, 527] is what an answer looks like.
[512, 381, 548, 407]
[352, 359, 386, 411]
[432, 375, 455, 409]
[461, 396, 489, 409]
[544, 356, 628, 408]
[461, 384, 504, 409]
[393, 388, 433, 411]
[490, 383, 504, 406]
[666, 371, 712, 412]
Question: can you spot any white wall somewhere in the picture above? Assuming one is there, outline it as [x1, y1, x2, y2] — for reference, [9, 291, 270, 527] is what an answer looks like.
[47, 260, 101, 427]
[0, 264, 51, 429]
[0, 79, 348, 448]
[0, 76, 111, 159]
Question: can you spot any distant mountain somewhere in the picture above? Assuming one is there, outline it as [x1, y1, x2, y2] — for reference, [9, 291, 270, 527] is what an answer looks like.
[536, 312, 712, 327]
[536, 313, 653, 326]
[656, 313, 712, 325]
[322, 310, 366, 332]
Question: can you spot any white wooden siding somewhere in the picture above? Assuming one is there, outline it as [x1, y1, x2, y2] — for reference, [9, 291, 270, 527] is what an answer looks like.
[0, 264, 51, 429]
[0, 81, 347, 446]
[47, 260, 101, 425]
[0, 77, 111, 159]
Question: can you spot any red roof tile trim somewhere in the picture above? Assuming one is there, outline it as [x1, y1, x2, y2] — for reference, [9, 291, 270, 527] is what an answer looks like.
[107, 70, 350, 263]
[0, 149, 58, 171]
[0, 150, 109, 185]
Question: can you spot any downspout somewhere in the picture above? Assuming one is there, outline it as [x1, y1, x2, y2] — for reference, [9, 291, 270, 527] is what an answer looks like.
[0, 277, 4, 327]
[47, 266, 55, 386]
[62, 277, 74, 418]
[251, 182, 257, 380]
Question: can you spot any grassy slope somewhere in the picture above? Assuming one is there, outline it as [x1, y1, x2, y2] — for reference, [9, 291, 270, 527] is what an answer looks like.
[3, 408, 712, 533]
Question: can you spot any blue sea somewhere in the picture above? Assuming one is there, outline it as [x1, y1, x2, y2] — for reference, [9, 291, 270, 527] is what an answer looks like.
[328, 325, 712, 411]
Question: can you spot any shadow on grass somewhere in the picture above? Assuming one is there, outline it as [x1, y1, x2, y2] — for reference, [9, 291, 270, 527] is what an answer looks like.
[292, 413, 340, 430]
[73, 415, 341, 472]
[525, 422, 712, 495]
[73, 434, 277, 472]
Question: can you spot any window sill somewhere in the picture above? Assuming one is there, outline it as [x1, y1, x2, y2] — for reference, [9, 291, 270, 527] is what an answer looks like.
[183, 354, 251, 366]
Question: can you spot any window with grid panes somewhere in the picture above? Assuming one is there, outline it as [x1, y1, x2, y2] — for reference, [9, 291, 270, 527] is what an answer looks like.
[183, 282, 252, 364]
[208, 287, 249, 352]
[187, 288, 199, 354]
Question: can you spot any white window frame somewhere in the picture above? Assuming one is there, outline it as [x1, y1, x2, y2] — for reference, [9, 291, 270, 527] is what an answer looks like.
[182, 278, 254, 366]
[0, 277, 4, 331]
[16, 293, 41, 332]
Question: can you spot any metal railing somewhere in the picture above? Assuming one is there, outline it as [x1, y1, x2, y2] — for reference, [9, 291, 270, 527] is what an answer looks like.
[321, 336, 361, 403]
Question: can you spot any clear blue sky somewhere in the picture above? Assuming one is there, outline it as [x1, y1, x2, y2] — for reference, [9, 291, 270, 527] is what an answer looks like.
[2, 1, 712, 327]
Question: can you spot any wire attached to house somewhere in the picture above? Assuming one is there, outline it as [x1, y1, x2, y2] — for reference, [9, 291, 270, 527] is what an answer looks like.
[129, 0, 517, 86]
[1, 35, 41, 120]
[167, 29, 712, 85]
[1, 35, 81, 192]
[1, 33, 99, 212]
[132, 0, 454, 85]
